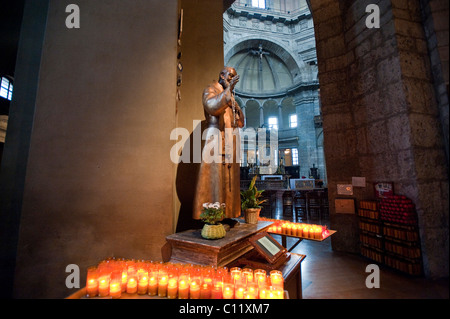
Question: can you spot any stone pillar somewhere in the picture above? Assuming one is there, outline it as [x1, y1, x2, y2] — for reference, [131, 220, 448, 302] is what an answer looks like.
[278, 104, 283, 129]
[293, 91, 318, 178]
[259, 105, 264, 127]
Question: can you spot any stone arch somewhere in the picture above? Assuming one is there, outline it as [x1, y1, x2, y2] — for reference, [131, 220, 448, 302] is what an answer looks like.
[245, 99, 261, 128]
[262, 99, 278, 128]
[234, 96, 244, 108]
[281, 96, 296, 128]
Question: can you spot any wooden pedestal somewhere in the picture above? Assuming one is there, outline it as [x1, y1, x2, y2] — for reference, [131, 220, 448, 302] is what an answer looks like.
[165, 219, 272, 267]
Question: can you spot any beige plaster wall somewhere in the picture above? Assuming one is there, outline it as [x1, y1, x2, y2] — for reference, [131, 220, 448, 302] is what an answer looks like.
[13, 0, 179, 298]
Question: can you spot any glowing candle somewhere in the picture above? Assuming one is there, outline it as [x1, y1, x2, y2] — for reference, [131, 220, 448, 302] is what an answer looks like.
[126, 266, 138, 294]
[281, 223, 287, 234]
[109, 270, 122, 299]
[246, 282, 258, 298]
[167, 278, 178, 299]
[254, 269, 266, 288]
[158, 274, 168, 297]
[200, 283, 211, 299]
[297, 225, 303, 237]
[202, 276, 213, 288]
[276, 225, 282, 233]
[222, 283, 234, 299]
[303, 226, 309, 238]
[85, 267, 99, 298]
[273, 287, 284, 299]
[242, 268, 253, 283]
[109, 282, 121, 299]
[270, 270, 283, 290]
[216, 267, 228, 280]
[259, 287, 268, 299]
[98, 273, 110, 297]
[291, 224, 298, 236]
[121, 267, 128, 292]
[137, 271, 149, 295]
[244, 291, 256, 299]
[201, 267, 213, 283]
[309, 226, 315, 239]
[315, 226, 323, 239]
[235, 282, 245, 299]
[311, 226, 317, 239]
[287, 223, 292, 235]
[148, 273, 158, 296]
[178, 278, 189, 299]
[126, 277, 137, 294]
[189, 280, 200, 299]
[211, 282, 223, 299]
[230, 267, 242, 284]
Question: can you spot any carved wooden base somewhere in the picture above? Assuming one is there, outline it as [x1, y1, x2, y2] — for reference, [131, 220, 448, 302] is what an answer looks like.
[165, 219, 273, 267]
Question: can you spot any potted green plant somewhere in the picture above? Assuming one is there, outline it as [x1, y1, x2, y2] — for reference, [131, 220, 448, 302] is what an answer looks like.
[200, 202, 226, 239]
[240, 176, 267, 224]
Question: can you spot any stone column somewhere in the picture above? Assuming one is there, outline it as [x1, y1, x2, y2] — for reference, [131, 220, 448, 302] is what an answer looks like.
[278, 104, 283, 129]
[259, 105, 264, 127]
[293, 90, 318, 178]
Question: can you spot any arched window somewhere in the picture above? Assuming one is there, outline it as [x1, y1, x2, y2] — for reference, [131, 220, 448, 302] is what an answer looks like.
[0, 77, 13, 101]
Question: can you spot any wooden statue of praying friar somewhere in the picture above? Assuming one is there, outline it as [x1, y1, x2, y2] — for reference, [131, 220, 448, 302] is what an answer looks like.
[192, 67, 245, 222]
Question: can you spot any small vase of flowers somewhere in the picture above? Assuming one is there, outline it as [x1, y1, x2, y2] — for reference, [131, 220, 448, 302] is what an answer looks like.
[200, 202, 226, 239]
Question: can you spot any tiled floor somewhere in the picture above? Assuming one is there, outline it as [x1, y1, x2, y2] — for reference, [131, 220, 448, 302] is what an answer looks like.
[267, 198, 449, 299]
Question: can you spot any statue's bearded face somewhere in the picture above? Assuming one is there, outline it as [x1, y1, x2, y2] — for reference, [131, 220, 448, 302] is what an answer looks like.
[219, 68, 237, 89]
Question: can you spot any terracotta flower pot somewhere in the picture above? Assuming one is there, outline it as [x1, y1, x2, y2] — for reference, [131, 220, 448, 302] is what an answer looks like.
[244, 208, 261, 224]
[201, 223, 226, 240]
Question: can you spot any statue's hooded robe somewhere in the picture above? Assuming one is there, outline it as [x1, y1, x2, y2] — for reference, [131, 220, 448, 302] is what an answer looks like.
[192, 79, 244, 220]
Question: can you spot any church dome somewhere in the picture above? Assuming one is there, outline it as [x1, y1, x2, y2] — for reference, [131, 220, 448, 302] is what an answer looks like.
[228, 43, 294, 95]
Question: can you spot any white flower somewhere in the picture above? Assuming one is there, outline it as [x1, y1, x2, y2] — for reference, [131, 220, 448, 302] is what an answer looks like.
[203, 203, 208, 208]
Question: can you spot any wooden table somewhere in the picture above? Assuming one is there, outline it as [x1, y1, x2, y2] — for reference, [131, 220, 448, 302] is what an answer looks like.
[68, 253, 306, 300]
[279, 253, 305, 299]
[68, 219, 308, 299]
[271, 230, 337, 252]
